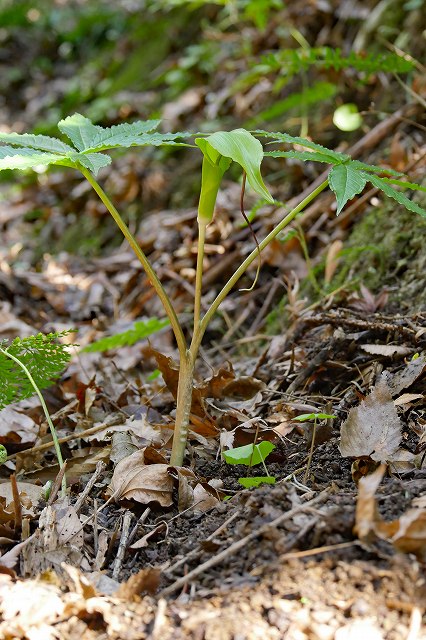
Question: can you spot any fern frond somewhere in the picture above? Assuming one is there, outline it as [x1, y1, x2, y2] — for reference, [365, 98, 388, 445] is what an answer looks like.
[0, 330, 75, 409]
[83, 318, 169, 353]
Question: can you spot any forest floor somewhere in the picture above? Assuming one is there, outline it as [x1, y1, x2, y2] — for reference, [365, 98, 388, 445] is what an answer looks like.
[1, 3, 426, 639]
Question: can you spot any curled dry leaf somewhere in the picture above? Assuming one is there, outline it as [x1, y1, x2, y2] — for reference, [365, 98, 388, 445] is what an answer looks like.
[385, 354, 426, 395]
[355, 464, 426, 560]
[360, 344, 412, 357]
[107, 450, 174, 507]
[339, 379, 402, 462]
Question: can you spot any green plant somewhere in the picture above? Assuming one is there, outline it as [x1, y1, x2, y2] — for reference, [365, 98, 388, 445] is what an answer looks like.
[0, 114, 425, 468]
[83, 317, 170, 353]
[0, 331, 75, 492]
[293, 412, 336, 483]
[222, 441, 276, 487]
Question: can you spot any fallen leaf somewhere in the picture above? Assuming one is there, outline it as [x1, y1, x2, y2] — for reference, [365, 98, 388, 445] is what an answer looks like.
[360, 344, 412, 357]
[385, 355, 426, 395]
[355, 464, 426, 560]
[116, 567, 161, 598]
[107, 450, 174, 506]
[339, 379, 402, 462]
[394, 393, 424, 406]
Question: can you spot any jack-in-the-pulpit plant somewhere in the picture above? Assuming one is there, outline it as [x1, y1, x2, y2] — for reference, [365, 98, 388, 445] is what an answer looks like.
[1, 114, 425, 467]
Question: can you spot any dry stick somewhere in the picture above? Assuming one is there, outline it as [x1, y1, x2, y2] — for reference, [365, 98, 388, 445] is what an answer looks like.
[5, 415, 123, 462]
[127, 507, 151, 547]
[279, 540, 357, 561]
[158, 491, 328, 597]
[74, 461, 106, 513]
[112, 510, 133, 580]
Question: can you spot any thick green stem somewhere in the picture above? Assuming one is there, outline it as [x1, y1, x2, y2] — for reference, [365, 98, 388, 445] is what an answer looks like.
[194, 219, 207, 331]
[170, 350, 196, 466]
[0, 348, 66, 495]
[193, 179, 329, 354]
[79, 166, 187, 357]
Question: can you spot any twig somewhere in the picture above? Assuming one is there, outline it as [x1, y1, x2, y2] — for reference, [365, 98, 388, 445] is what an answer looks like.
[279, 540, 357, 560]
[127, 507, 151, 547]
[74, 461, 106, 513]
[47, 462, 67, 506]
[158, 490, 328, 597]
[5, 415, 123, 462]
[112, 511, 133, 580]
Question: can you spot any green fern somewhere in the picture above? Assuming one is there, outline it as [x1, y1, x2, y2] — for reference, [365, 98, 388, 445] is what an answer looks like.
[0, 330, 75, 409]
[243, 47, 414, 89]
[83, 317, 170, 353]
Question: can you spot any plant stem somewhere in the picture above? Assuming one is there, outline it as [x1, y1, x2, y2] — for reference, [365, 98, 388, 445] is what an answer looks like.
[79, 166, 187, 357]
[194, 219, 207, 331]
[170, 350, 196, 466]
[194, 179, 329, 353]
[0, 348, 66, 495]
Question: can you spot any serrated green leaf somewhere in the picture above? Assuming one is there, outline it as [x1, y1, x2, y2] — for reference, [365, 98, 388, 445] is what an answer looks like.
[198, 129, 273, 203]
[222, 441, 275, 466]
[380, 178, 426, 193]
[329, 164, 367, 214]
[0, 132, 74, 153]
[349, 159, 403, 177]
[0, 146, 74, 171]
[265, 150, 336, 164]
[363, 173, 426, 218]
[258, 130, 349, 164]
[73, 152, 112, 175]
[58, 113, 186, 153]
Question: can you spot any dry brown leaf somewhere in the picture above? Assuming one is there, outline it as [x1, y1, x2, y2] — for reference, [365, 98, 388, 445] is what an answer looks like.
[355, 464, 426, 560]
[192, 483, 220, 513]
[394, 393, 424, 406]
[116, 567, 161, 598]
[360, 344, 412, 357]
[339, 379, 402, 462]
[385, 354, 426, 395]
[0, 406, 39, 446]
[0, 482, 43, 514]
[107, 451, 174, 506]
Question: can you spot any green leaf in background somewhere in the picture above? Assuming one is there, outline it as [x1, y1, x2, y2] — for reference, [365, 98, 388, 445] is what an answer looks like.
[0, 445, 7, 464]
[259, 130, 350, 164]
[222, 441, 275, 466]
[329, 164, 367, 214]
[83, 317, 170, 352]
[199, 129, 274, 203]
[238, 476, 276, 488]
[0, 132, 74, 154]
[363, 172, 426, 218]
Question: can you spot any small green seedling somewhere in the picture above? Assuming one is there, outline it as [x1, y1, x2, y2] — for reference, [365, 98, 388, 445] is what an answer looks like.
[222, 441, 276, 487]
[1, 114, 424, 468]
[293, 412, 336, 483]
[0, 445, 7, 465]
